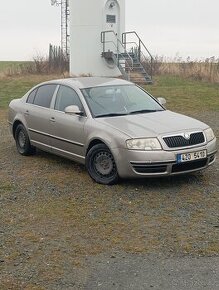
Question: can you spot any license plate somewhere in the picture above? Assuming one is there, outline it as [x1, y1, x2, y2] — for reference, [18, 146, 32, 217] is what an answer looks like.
[177, 150, 207, 163]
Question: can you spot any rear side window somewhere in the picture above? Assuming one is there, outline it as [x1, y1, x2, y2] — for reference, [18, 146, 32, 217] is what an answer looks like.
[33, 85, 57, 108]
[27, 88, 37, 104]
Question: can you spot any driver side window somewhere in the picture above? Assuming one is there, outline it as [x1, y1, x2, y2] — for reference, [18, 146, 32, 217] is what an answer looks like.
[55, 85, 83, 112]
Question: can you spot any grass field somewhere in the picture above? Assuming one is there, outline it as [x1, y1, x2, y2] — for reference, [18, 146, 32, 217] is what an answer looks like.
[0, 73, 219, 113]
[148, 76, 219, 113]
[0, 74, 62, 109]
[0, 61, 32, 73]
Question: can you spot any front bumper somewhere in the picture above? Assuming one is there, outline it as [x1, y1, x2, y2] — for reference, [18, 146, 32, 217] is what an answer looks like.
[112, 138, 217, 178]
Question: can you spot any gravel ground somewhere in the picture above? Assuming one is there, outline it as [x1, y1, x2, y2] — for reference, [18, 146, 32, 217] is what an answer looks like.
[84, 253, 219, 290]
[0, 109, 218, 289]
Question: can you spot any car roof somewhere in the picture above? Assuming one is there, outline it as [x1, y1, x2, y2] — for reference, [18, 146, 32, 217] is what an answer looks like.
[41, 77, 133, 89]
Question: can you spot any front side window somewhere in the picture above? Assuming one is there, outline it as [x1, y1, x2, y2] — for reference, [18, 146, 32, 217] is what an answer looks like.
[54, 85, 83, 112]
[82, 85, 164, 117]
[33, 85, 57, 108]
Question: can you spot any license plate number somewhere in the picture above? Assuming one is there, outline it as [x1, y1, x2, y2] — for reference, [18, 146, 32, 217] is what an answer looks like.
[177, 150, 207, 163]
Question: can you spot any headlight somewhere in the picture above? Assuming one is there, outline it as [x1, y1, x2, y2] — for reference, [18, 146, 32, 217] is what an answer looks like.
[126, 138, 162, 151]
[204, 128, 215, 142]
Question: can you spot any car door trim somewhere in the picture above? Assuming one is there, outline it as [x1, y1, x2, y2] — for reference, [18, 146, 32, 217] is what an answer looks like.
[52, 146, 85, 160]
[28, 128, 84, 148]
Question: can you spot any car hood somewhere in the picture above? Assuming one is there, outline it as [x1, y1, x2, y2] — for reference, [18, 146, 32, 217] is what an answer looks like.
[96, 110, 208, 138]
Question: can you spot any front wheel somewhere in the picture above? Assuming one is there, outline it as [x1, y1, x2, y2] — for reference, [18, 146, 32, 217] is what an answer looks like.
[15, 124, 36, 156]
[86, 144, 119, 185]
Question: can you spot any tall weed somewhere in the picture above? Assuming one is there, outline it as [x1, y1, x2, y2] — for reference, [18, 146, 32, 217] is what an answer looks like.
[150, 56, 219, 83]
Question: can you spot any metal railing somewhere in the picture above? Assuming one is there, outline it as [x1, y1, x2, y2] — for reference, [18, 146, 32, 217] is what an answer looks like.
[122, 31, 154, 80]
[101, 30, 134, 78]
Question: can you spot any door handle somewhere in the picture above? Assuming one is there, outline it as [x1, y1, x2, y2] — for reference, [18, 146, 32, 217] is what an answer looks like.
[50, 117, 56, 123]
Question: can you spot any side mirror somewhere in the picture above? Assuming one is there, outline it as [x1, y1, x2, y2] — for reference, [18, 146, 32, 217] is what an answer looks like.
[64, 105, 83, 116]
[157, 97, 167, 106]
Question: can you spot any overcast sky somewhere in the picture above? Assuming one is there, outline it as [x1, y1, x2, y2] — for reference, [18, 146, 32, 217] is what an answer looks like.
[0, 0, 218, 60]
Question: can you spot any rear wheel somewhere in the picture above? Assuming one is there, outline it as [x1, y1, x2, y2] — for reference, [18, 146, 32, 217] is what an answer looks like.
[15, 124, 36, 156]
[86, 144, 119, 185]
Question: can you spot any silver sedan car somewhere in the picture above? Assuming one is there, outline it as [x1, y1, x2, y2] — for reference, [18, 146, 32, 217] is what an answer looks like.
[8, 77, 217, 184]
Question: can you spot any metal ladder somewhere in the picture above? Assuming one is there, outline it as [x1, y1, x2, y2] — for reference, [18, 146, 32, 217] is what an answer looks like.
[101, 30, 153, 84]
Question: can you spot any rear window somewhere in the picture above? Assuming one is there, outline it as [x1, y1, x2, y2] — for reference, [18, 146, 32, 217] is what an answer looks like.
[33, 85, 57, 108]
[27, 88, 37, 104]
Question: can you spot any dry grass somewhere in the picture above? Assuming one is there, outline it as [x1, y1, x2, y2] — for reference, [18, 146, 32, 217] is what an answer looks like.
[160, 62, 219, 83]
[151, 57, 219, 83]
[0, 57, 69, 77]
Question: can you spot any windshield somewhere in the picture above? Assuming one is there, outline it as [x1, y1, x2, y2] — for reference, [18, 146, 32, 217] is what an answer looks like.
[81, 85, 164, 118]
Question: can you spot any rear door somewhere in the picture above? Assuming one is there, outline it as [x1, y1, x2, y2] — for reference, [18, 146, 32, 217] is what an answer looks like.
[25, 84, 57, 151]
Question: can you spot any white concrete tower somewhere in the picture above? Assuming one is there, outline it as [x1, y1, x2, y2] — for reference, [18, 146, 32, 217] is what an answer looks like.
[69, 0, 125, 77]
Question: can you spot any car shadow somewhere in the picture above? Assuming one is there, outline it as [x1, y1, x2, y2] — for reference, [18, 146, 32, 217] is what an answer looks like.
[121, 173, 203, 188]
[35, 148, 207, 191]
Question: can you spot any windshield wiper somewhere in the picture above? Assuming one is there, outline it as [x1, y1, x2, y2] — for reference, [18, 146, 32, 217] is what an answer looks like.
[129, 109, 162, 115]
[95, 113, 128, 118]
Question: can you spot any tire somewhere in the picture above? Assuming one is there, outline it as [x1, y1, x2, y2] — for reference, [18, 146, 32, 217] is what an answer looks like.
[86, 144, 119, 185]
[15, 124, 36, 156]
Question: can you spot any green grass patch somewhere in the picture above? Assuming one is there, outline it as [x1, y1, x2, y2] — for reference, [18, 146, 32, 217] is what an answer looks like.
[146, 75, 219, 113]
[0, 77, 39, 108]
[0, 75, 61, 109]
[0, 74, 218, 112]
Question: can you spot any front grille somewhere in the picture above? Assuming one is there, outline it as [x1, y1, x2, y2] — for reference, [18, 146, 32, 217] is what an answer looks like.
[172, 159, 207, 173]
[163, 132, 205, 148]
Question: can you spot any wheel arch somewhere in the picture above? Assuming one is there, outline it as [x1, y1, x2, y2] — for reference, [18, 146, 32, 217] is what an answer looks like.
[86, 139, 107, 155]
[12, 120, 24, 138]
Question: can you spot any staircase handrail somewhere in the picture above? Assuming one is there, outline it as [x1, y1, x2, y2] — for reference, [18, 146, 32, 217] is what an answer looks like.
[122, 31, 153, 60]
[101, 30, 134, 70]
[122, 31, 153, 80]
[126, 41, 152, 65]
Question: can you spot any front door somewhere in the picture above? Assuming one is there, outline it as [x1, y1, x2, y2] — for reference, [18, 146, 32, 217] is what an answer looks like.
[50, 85, 87, 163]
